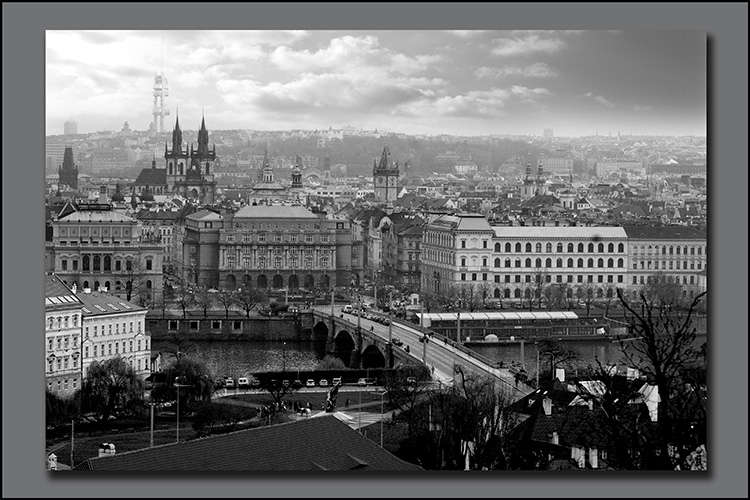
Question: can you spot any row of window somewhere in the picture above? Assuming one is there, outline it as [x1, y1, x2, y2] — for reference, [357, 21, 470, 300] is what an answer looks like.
[633, 260, 703, 270]
[632, 275, 697, 286]
[632, 244, 704, 256]
[47, 315, 79, 330]
[233, 246, 322, 255]
[63, 279, 151, 292]
[47, 378, 78, 393]
[59, 255, 154, 272]
[47, 354, 78, 373]
[57, 226, 131, 238]
[47, 335, 79, 351]
[226, 257, 329, 269]
[227, 233, 329, 243]
[168, 319, 244, 331]
[84, 320, 143, 338]
[491, 257, 626, 269]
[491, 242, 626, 254]
[82, 338, 148, 359]
[488, 274, 625, 284]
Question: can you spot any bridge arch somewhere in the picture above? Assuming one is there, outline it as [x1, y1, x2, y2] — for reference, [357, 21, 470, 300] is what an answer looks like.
[333, 330, 355, 367]
[312, 321, 328, 342]
[362, 344, 386, 368]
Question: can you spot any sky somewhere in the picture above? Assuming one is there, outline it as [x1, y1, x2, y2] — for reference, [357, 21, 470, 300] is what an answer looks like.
[45, 30, 706, 137]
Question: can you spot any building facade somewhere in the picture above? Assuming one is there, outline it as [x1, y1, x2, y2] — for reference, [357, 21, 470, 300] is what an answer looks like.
[78, 289, 151, 380]
[45, 275, 84, 397]
[45, 200, 164, 303]
[58, 146, 79, 190]
[213, 205, 354, 291]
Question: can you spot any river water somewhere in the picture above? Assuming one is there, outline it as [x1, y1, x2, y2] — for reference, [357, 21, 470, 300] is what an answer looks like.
[154, 334, 706, 382]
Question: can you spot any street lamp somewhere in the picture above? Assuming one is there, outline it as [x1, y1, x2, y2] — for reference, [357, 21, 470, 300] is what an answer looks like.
[282, 342, 287, 373]
[370, 390, 388, 448]
[173, 376, 191, 443]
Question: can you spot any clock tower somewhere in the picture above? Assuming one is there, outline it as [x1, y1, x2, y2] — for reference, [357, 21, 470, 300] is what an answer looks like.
[373, 145, 399, 203]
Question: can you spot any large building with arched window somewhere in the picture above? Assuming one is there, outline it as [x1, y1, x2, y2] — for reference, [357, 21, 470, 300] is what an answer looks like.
[45, 200, 164, 303]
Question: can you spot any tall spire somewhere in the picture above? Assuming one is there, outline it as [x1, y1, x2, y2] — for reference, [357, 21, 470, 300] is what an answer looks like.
[171, 109, 182, 154]
[378, 145, 391, 170]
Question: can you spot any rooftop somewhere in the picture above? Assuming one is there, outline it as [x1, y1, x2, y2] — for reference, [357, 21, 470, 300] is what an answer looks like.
[75, 290, 146, 318]
[234, 204, 318, 219]
[492, 226, 628, 239]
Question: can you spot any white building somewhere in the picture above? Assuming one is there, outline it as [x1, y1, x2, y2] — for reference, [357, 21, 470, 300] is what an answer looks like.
[46, 275, 84, 397]
[77, 288, 151, 380]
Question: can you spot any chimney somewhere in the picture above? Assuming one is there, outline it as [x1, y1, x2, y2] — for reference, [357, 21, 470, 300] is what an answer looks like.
[71, 283, 77, 294]
[542, 397, 552, 416]
[551, 431, 559, 445]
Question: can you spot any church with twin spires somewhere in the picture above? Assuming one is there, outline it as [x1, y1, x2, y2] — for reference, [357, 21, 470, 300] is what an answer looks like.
[132, 114, 217, 204]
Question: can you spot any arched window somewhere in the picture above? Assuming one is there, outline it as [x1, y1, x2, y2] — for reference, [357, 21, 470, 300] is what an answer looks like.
[545, 258, 552, 267]
[494, 288, 501, 298]
[104, 255, 111, 271]
[597, 258, 604, 267]
[524, 288, 532, 299]
[494, 258, 501, 268]
[568, 243, 574, 253]
[617, 258, 623, 267]
[676, 246, 681, 255]
[606, 258, 613, 267]
[82, 255, 90, 271]
[515, 243, 522, 252]
[526, 243, 532, 253]
[546, 243, 553, 253]
[536, 243, 542, 253]
[515, 259, 521, 268]
[535, 258, 542, 267]
[557, 258, 563, 268]
[93, 255, 101, 271]
[648, 245, 653, 255]
[504, 289, 511, 298]
[578, 243, 584, 253]
[514, 288, 521, 298]
[587, 258, 594, 268]
[94, 281, 100, 290]
[83, 280, 89, 288]
[146, 280, 152, 289]
[618, 243, 624, 252]
[606, 287, 614, 298]
[557, 243, 564, 253]
[577, 258, 584, 268]
[608, 243, 614, 252]
[525, 258, 532, 267]
[105, 281, 110, 290]
[461, 257, 466, 267]
[495, 242, 501, 252]
[567, 258, 573, 267]
[588, 243, 594, 253]
[506, 243, 512, 252]
[598, 243, 604, 252]
[662, 246, 667, 255]
[505, 258, 511, 268]
[597, 288, 604, 298]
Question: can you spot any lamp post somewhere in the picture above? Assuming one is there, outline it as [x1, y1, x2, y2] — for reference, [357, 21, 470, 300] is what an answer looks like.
[282, 342, 287, 374]
[370, 390, 388, 448]
[148, 402, 157, 448]
[173, 376, 190, 443]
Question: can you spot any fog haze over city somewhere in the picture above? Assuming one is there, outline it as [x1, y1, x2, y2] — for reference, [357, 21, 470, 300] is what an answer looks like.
[46, 30, 706, 137]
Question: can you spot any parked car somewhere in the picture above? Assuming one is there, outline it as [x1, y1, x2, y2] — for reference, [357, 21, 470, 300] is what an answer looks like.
[237, 377, 249, 388]
[225, 378, 235, 388]
[392, 337, 403, 346]
[306, 379, 316, 388]
[342, 304, 353, 313]
[358, 377, 377, 387]
[332, 377, 342, 386]
[293, 379, 303, 388]
[250, 378, 261, 388]
[319, 379, 328, 387]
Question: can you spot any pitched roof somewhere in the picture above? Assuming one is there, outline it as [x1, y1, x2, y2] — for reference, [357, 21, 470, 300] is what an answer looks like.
[133, 168, 167, 186]
[76, 290, 146, 317]
[622, 226, 707, 240]
[234, 205, 318, 219]
[76, 415, 421, 471]
[492, 226, 627, 239]
[45, 274, 83, 310]
[58, 210, 135, 223]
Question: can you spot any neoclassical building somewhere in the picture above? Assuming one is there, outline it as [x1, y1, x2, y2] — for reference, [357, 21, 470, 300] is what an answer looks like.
[45, 274, 84, 397]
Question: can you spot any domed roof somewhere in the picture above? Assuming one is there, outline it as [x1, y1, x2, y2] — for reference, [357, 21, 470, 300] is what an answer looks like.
[293, 166, 301, 174]
[484, 334, 499, 342]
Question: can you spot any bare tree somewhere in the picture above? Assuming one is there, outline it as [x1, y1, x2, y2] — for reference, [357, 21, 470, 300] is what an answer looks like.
[437, 283, 458, 312]
[173, 283, 195, 319]
[616, 277, 707, 469]
[215, 288, 237, 318]
[602, 284, 619, 317]
[193, 285, 214, 318]
[576, 282, 597, 317]
[537, 339, 580, 381]
[235, 287, 267, 318]
[531, 268, 551, 309]
[476, 281, 493, 310]
[114, 256, 147, 302]
[458, 283, 481, 312]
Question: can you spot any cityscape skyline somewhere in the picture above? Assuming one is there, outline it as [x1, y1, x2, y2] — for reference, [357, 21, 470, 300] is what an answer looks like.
[46, 30, 706, 138]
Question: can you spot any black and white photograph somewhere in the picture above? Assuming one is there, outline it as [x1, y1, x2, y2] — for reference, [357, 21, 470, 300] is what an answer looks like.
[43, 28, 708, 472]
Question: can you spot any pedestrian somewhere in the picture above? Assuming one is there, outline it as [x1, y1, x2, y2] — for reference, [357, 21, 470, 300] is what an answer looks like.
[345, 398, 350, 408]
[370, 325, 374, 332]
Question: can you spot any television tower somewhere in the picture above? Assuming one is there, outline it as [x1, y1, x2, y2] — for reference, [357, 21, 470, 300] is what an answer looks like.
[152, 36, 170, 133]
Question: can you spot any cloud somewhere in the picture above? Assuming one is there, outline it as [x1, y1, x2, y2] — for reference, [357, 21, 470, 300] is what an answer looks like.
[634, 104, 654, 111]
[475, 63, 557, 79]
[490, 34, 566, 56]
[510, 85, 554, 105]
[581, 91, 616, 108]
[447, 30, 491, 38]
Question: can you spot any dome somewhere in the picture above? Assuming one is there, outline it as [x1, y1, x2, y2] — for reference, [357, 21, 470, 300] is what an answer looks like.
[293, 166, 301, 174]
[483, 334, 499, 342]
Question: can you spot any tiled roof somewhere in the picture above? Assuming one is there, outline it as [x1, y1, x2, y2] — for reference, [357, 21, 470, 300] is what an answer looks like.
[133, 168, 167, 186]
[622, 226, 706, 240]
[45, 274, 83, 309]
[234, 205, 318, 219]
[492, 226, 627, 239]
[76, 414, 421, 471]
[59, 210, 135, 223]
[76, 290, 146, 317]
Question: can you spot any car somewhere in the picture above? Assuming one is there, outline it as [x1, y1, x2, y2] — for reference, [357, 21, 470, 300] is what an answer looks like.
[319, 379, 328, 387]
[332, 377, 342, 386]
[250, 378, 261, 388]
[392, 337, 403, 346]
[225, 378, 235, 388]
[237, 377, 249, 388]
[342, 304, 353, 313]
[357, 377, 368, 387]
[306, 379, 316, 388]
[293, 379, 303, 388]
